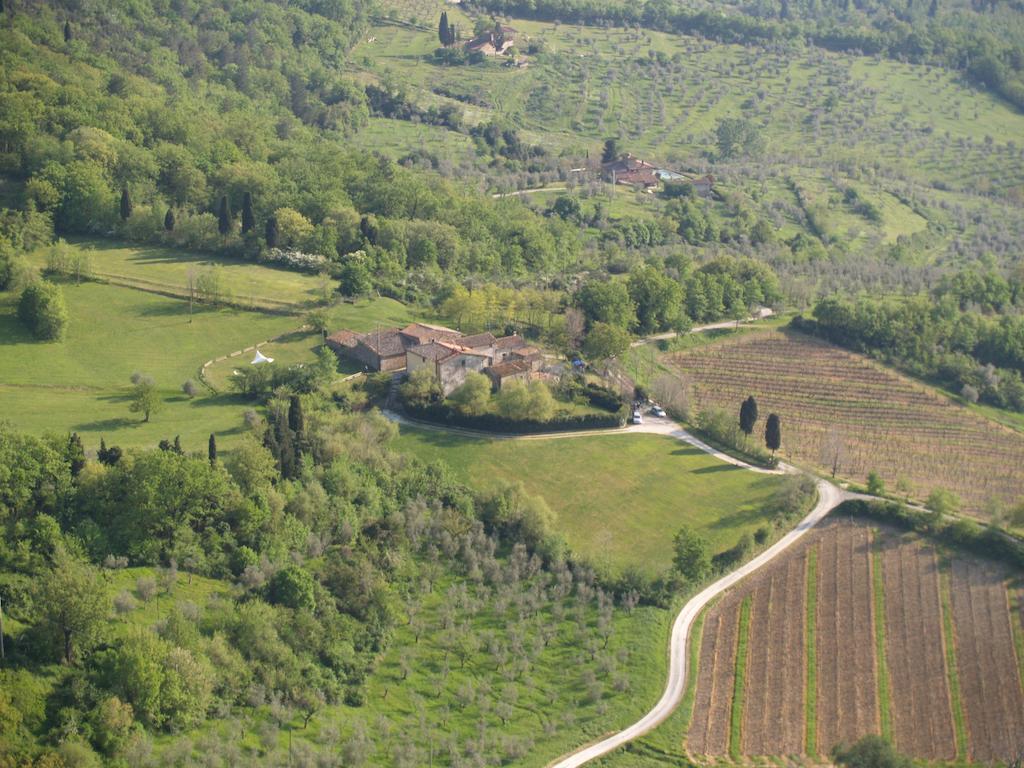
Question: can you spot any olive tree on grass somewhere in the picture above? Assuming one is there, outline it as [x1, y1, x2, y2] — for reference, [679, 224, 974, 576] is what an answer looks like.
[18, 280, 68, 341]
[129, 374, 162, 422]
[672, 525, 710, 583]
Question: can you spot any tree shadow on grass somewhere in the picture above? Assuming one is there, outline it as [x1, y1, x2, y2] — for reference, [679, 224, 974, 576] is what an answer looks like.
[72, 417, 140, 431]
[691, 463, 741, 474]
[707, 505, 766, 531]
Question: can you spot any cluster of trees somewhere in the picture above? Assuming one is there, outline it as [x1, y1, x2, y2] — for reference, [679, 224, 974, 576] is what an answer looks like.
[803, 284, 1024, 412]
[471, 0, 1024, 110]
[2, 372, 640, 765]
[0, 3, 581, 306]
[575, 256, 781, 340]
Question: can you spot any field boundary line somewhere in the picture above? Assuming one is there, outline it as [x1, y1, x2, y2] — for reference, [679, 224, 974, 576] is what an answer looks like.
[728, 596, 752, 761]
[938, 567, 968, 761]
[870, 533, 892, 740]
[805, 546, 818, 757]
[678, 609, 707, 738]
[78, 270, 305, 315]
[1011, 586, 1024, 699]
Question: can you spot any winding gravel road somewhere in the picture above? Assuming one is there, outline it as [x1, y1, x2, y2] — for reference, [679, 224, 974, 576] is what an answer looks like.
[547, 479, 855, 768]
[385, 409, 861, 766]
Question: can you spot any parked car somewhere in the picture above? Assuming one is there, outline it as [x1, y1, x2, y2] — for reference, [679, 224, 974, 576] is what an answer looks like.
[650, 405, 666, 417]
[631, 411, 644, 425]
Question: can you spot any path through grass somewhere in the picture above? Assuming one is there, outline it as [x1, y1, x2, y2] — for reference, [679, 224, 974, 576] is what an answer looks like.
[939, 567, 968, 761]
[729, 596, 752, 761]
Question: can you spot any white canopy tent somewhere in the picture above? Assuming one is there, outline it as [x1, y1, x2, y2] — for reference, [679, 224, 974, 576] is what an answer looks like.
[251, 349, 274, 365]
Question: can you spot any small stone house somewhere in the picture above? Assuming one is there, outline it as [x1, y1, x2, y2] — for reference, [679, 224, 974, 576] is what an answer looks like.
[485, 359, 533, 391]
[407, 341, 490, 396]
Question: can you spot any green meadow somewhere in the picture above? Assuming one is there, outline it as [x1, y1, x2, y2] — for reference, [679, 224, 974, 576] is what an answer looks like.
[393, 427, 786, 576]
[1, 242, 414, 452]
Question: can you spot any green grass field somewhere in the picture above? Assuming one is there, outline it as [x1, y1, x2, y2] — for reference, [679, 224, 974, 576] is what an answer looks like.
[0, 274, 411, 452]
[26, 238, 334, 311]
[393, 427, 786, 576]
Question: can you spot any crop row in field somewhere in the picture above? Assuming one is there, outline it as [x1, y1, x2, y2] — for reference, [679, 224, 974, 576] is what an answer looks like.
[667, 329, 1024, 515]
[685, 517, 1024, 762]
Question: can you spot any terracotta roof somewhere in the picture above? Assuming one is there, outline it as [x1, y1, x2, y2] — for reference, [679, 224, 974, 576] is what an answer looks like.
[409, 341, 459, 363]
[459, 332, 496, 349]
[360, 328, 406, 357]
[494, 334, 527, 350]
[488, 360, 532, 378]
[399, 322, 461, 344]
[325, 329, 358, 348]
[511, 346, 541, 358]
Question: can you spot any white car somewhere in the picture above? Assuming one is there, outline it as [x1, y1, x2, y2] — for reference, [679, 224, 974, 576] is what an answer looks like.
[631, 411, 644, 425]
[650, 406, 666, 417]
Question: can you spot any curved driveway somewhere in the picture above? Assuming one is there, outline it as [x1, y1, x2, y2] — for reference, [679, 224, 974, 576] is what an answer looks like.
[387, 408, 861, 767]
[548, 479, 855, 768]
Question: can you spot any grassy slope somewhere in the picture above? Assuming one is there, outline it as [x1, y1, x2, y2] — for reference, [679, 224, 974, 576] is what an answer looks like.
[393, 427, 785, 576]
[0, 258, 411, 450]
[26, 238, 332, 311]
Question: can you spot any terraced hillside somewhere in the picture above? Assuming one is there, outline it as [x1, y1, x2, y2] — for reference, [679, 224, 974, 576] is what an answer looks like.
[685, 516, 1024, 762]
[667, 329, 1024, 516]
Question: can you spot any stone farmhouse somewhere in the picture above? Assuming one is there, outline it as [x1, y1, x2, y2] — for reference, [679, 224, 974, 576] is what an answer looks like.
[326, 322, 543, 395]
[601, 153, 714, 196]
[465, 24, 518, 56]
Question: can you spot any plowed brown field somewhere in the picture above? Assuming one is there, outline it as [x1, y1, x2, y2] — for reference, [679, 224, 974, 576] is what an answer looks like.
[740, 549, 807, 756]
[881, 538, 956, 759]
[667, 330, 1024, 514]
[688, 598, 742, 755]
[815, 519, 879, 753]
[950, 558, 1024, 762]
[686, 518, 1024, 764]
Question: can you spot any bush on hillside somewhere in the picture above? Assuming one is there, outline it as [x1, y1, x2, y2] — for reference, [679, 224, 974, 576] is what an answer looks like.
[18, 280, 69, 341]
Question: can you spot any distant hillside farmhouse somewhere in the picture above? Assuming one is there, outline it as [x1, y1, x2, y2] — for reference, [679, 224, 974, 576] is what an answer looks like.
[601, 153, 714, 196]
[465, 24, 517, 56]
[326, 322, 542, 395]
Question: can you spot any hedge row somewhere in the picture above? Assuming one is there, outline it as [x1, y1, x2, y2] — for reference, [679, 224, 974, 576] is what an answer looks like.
[582, 382, 627, 412]
[406, 403, 628, 434]
[833, 499, 1024, 570]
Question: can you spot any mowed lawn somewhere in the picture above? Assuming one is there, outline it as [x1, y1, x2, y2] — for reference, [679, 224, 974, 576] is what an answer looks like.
[26, 238, 331, 310]
[0, 281, 299, 451]
[393, 428, 785, 575]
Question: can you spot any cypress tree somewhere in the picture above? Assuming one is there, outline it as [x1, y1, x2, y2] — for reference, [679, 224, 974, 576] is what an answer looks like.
[63, 20, 72, 43]
[173, 435, 183, 455]
[449, 24, 457, 45]
[265, 215, 279, 248]
[438, 11, 450, 46]
[288, 394, 305, 436]
[241, 191, 255, 234]
[68, 432, 86, 477]
[739, 395, 759, 437]
[765, 413, 782, 458]
[208, 433, 217, 465]
[217, 195, 231, 235]
[928, 0, 938, 16]
[119, 188, 133, 220]
[164, 208, 175, 231]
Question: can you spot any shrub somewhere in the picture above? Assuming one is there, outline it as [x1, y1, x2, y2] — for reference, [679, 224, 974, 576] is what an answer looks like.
[406, 401, 626, 434]
[18, 280, 68, 340]
[135, 576, 157, 602]
[182, 380, 198, 398]
[113, 590, 137, 615]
